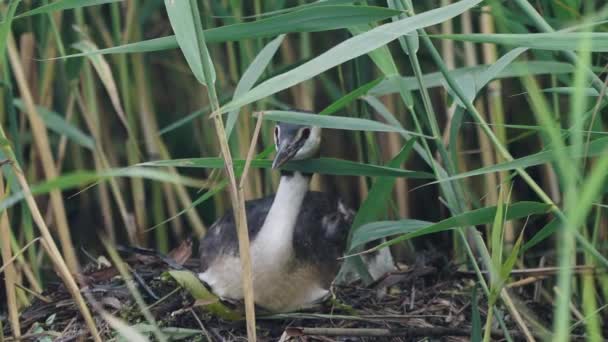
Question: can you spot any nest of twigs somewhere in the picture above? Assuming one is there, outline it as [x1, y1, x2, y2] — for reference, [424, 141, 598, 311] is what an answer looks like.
[2, 241, 576, 341]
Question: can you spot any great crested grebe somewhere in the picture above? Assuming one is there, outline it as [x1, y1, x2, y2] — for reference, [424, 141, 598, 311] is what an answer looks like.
[198, 119, 393, 312]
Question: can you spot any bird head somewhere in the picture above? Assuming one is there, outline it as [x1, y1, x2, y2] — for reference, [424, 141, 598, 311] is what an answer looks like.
[272, 122, 321, 169]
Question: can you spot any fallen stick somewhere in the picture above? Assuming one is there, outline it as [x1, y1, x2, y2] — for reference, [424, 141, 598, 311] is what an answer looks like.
[285, 327, 531, 339]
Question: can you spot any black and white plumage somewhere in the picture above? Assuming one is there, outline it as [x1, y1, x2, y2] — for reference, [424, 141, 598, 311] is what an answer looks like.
[198, 121, 393, 312]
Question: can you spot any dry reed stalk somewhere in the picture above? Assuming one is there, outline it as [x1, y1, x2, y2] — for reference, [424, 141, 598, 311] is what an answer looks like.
[209, 111, 257, 341]
[479, 5, 514, 244]
[8, 35, 79, 274]
[383, 95, 409, 218]
[158, 143, 207, 236]
[39, 12, 63, 107]
[461, 9, 499, 216]
[74, 92, 137, 243]
[0, 132, 101, 342]
[0, 178, 20, 338]
[130, 48, 192, 237]
[237, 110, 262, 199]
[191, 1, 257, 336]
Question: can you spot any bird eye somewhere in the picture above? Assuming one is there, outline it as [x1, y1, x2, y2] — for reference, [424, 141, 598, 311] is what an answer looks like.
[301, 128, 311, 140]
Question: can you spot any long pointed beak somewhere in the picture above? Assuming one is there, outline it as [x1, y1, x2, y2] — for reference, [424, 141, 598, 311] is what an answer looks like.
[272, 144, 296, 169]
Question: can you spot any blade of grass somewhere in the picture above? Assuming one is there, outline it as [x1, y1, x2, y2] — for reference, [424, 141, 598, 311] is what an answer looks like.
[226, 34, 285, 138]
[14, 0, 121, 18]
[219, 0, 483, 114]
[433, 32, 608, 51]
[13, 99, 95, 150]
[54, 5, 402, 59]
[349, 202, 551, 251]
[140, 157, 433, 179]
[369, 61, 588, 96]
[259, 110, 432, 138]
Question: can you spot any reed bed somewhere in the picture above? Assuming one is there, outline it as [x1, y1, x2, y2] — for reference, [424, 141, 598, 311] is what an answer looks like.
[0, 0, 607, 341]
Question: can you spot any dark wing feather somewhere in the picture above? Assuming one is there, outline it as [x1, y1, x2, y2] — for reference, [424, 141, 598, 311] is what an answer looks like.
[199, 195, 274, 271]
[293, 192, 352, 286]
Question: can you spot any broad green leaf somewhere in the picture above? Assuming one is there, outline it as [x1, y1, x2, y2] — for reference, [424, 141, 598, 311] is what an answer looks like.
[260, 110, 431, 138]
[434, 32, 608, 51]
[348, 219, 431, 251]
[0, 167, 201, 212]
[55, 5, 402, 59]
[226, 35, 285, 138]
[543, 87, 599, 96]
[219, 0, 483, 114]
[423, 137, 608, 186]
[345, 140, 416, 283]
[164, 0, 214, 85]
[148, 179, 227, 232]
[319, 77, 383, 115]
[369, 61, 581, 96]
[349, 202, 551, 251]
[168, 270, 241, 321]
[158, 106, 209, 136]
[131, 325, 201, 341]
[387, 0, 418, 55]
[139, 157, 434, 179]
[13, 100, 95, 150]
[235, 0, 356, 19]
[104, 313, 150, 342]
[348, 24, 399, 76]
[351, 139, 416, 231]
[454, 47, 527, 106]
[14, 0, 120, 18]
[522, 218, 559, 252]
[0, 0, 20, 57]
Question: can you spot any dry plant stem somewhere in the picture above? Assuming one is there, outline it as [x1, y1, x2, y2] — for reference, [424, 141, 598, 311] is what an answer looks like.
[189, 1, 256, 339]
[479, 4, 513, 241]
[209, 109, 257, 341]
[0, 131, 101, 341]
[0, 238, 40, 274]
[240, 112, 265, 189]
[73, 92, 137, 243]
[0, 178, 20, 338]
[7, 35, 79, 274]
[461, 9, 501, 241]
[131, 48, 205, 236]
[286, 327, 533, 339]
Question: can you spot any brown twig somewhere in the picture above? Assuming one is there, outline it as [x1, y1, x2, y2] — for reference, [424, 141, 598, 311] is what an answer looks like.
[285, 326, 530, 339]
[239, 111, 265, 189]
[458, 265, 598, 277]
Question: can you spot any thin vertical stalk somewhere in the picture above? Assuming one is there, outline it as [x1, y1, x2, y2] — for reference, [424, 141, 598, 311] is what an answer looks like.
[0, 177, 19, 338]
[0, 129, 101, 342]
[190, 1, 256, 340]
[112, 1, 147, 245]
[7, 35, 79, 274]
[480, 4, 514, 211]
[461, 9, 502, 244]
[417, 22, 608, 340]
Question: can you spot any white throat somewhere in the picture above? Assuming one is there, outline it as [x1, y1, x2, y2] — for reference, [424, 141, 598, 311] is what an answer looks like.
[254, 172, 310, 258]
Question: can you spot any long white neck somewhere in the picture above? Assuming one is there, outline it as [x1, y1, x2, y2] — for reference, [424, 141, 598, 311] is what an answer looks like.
[255, 171, 310, 258]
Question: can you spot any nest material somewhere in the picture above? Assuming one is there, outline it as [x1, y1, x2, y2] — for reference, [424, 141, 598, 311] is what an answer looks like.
[1, 243, 567, 341]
